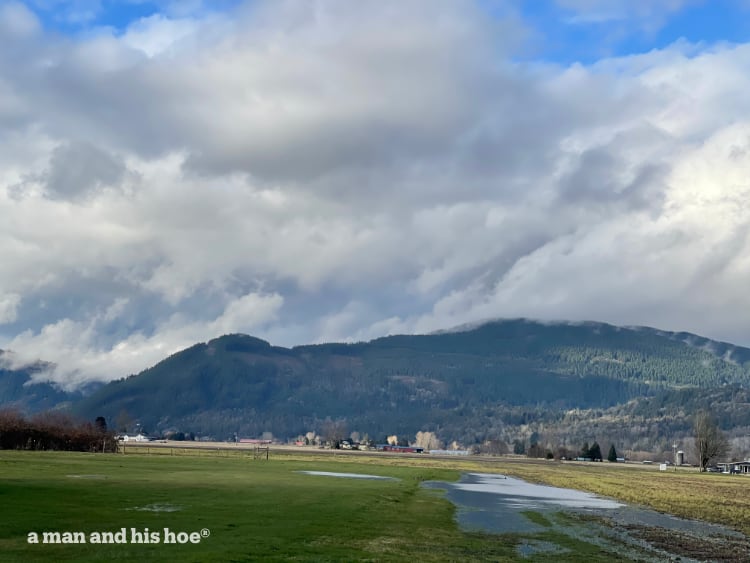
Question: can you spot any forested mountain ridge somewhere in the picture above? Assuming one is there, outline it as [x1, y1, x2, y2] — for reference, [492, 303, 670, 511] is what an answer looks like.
[0, 351, 80, 412]
[69, 319, 750, 444]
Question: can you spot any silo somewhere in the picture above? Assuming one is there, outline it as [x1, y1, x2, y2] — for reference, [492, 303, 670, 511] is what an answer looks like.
[676, 450, 684, 466]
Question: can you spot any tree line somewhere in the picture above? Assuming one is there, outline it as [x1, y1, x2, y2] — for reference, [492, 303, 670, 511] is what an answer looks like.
[0, 410, 117, 452]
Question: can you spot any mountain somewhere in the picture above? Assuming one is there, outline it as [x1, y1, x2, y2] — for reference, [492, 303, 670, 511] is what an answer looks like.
[0, 352, 81, 412]
[72, 319, 750, 447]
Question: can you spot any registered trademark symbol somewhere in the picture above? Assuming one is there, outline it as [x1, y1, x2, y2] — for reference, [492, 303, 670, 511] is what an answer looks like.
[201, 528, 210, 538]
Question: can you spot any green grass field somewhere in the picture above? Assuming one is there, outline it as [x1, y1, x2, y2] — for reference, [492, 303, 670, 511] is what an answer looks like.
[1, 449, 747, 562]
[0, 450, 632, 562]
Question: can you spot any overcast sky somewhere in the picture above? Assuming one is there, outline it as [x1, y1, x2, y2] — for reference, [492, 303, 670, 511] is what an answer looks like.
[2, 0, 750, 388]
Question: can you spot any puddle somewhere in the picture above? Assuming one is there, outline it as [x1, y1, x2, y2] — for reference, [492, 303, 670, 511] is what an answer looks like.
[453, 473, 622, 509]
[424, 472, 621, 534]
[125, 504, 183, 512]
[423, 472, 749, 561]
[297, 471, 398, 481]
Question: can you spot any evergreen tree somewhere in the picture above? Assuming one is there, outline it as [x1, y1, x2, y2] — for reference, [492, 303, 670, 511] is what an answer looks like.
[94, 416, 107, 433]
[580, 442, 590, 458]
[607, 444, 617, 462]
[589, 442, 602, 461]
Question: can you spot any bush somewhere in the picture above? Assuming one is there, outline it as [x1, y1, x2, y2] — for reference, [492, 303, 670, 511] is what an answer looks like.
[0, 409, 117, 452]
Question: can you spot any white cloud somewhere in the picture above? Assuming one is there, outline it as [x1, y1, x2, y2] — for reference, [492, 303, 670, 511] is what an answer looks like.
[0, 1, 41, 37]
[210, 292, 283, 335]
[2, 1, 750, 387]
[121, 14, 201, 57]
[7, 291, 283, 389]
[0, 293, 21, 324]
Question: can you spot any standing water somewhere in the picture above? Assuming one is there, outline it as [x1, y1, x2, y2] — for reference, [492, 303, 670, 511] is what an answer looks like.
[423, 472, 621, 534]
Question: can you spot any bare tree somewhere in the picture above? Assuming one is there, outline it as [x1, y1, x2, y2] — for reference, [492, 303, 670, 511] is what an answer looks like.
[693, 411, 729, 472]
[321, 418, 348, 448]
[0, 410, 117, 452]
[482, 439, 508, 455]
[415, 431, 442, 450]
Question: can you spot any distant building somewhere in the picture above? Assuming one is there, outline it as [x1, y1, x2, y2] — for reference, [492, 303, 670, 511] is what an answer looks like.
[717, 461, 750, 474]
[118, 434, 150, 442]
[376, 445, 424, 454]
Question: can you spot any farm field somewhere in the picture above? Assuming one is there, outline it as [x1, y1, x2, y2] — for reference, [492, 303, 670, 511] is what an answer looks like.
[0, 449, 747, 561]
[276, 447, 750, 537]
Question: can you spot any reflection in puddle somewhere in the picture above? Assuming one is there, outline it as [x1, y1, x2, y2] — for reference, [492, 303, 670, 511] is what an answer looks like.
[452, 473, 622, 510]
[424, 472, 621, 534]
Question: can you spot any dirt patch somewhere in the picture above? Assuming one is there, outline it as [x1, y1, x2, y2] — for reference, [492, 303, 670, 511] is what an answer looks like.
[516, 539, 569, 558]
[625, 524, 750, 562]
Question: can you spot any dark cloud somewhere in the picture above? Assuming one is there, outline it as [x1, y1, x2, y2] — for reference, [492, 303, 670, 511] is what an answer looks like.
[45, 141, 126, 200]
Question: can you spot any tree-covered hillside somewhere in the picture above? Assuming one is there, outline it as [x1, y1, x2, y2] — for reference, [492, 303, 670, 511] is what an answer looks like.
[72, 320, 750, 443]
[0, 353, 80, 412]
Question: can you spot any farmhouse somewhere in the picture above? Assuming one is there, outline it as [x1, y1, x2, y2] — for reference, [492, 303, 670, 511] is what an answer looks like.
[717, 461, 750, 474]
[117, 434, 150, 442]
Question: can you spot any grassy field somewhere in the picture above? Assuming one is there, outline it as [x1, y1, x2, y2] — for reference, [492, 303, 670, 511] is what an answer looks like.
[271, 449, 750, 536]
[497, 460, 750, 537]
[0, 448, 747, 562]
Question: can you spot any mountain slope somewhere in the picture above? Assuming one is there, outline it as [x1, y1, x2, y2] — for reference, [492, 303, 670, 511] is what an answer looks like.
[0, 353, 81, 412]
[73, 320, 750, 442]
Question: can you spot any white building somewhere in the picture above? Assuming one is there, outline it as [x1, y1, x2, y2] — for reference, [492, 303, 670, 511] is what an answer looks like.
[118, 434, 150, 442]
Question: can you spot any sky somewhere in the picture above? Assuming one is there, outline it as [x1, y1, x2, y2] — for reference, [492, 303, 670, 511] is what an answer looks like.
[2, 0, 750, 388]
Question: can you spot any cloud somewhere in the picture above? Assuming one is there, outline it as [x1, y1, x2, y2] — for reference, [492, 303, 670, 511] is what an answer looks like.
[0, 1, 40, 36]
[121, 13, 200, 57]
[44, 141, 127, 200]
[2, 1, 750, 387]
[0, 293, 21, 324]
[388, 117, 750, 339]
[7, 291, 283, 389]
